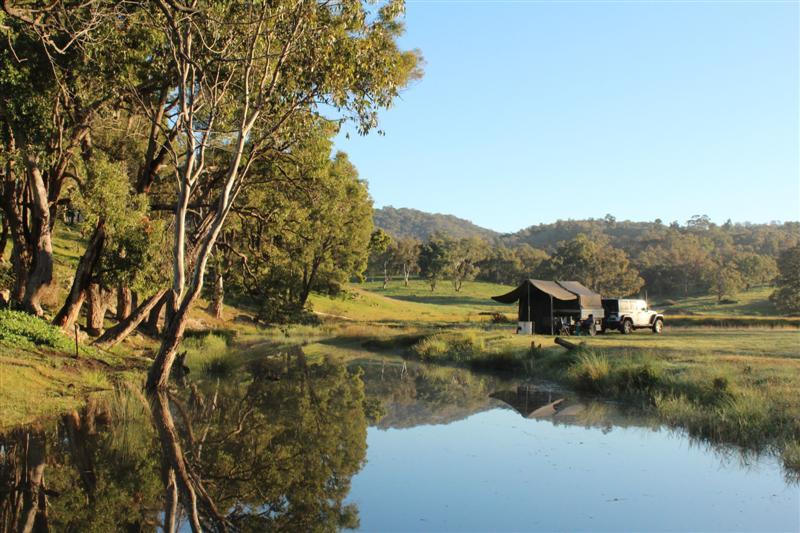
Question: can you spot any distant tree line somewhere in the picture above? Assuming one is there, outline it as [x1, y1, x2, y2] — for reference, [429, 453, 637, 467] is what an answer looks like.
[369, 214, 799, 310]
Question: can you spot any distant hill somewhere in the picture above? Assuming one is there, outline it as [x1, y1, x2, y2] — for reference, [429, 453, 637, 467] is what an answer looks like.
[374, 206, 499, 241]
[374, 206, 800, 261]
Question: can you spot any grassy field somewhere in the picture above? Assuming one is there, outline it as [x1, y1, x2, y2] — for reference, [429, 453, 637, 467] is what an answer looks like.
[309, 278, 800, 328]
[309, 279, 512, 323]
[656, 286, 778, 316]
[3, 226, 799, 475]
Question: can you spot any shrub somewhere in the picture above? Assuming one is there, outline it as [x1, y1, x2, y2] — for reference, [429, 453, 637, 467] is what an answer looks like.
[412, 334, 450, 360]
[412, 331, 485, 362]
[0, 309, 72, 351]
[490, 313, 510, 324]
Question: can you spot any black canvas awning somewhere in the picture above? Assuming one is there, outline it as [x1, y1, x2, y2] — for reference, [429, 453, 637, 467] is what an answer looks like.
[556, 281, 602, 309]
[492, 279, 577, 304]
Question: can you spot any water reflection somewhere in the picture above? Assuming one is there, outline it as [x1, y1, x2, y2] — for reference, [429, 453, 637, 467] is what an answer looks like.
[1, 351, 368, 532]
[0, 352, 797, 532]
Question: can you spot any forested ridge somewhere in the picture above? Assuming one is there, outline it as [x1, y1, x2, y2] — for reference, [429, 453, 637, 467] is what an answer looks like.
[374, 206, 500, 241]
[372, 210, 800, 307]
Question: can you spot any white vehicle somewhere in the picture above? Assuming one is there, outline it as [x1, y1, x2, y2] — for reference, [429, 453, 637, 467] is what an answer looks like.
[601, 299, 664, 334]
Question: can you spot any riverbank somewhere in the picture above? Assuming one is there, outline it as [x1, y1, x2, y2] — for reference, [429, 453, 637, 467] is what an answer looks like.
[2, 280, 799, 476]
[340, 325, 800, 476]
[0, 309, 150, 429]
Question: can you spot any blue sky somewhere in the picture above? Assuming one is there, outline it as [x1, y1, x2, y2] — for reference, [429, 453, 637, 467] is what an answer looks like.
[334, 0, 800, 234]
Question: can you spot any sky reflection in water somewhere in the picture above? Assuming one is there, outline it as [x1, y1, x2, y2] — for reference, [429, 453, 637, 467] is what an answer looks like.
[349, 400, 799, 532]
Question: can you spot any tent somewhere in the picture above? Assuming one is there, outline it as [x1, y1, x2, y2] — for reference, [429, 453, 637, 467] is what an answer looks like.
[491, 279, 603, 334]
[490, 386, 566, 419]
[556, 281, 604, 319]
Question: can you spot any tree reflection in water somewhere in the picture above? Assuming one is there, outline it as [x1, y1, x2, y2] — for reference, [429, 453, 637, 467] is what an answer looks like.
[0, 351, 368, 532]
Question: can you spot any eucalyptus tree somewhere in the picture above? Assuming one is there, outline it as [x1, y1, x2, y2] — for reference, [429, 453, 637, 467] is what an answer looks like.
[771, 245, 800, 314]
[0, 1, 164, 314]
[223, 136, 375, 323]
[449, 237, 488, 292]
[394, 238, 421, 286]
[418, 235, 451, 292]
[144, 0, 419, 390]
[368, 228, 393, 288]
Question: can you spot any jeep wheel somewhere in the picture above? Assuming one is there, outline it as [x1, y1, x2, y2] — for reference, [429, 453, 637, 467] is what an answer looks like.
[652, 318, 663, 334]
[621, 319, 633, 335]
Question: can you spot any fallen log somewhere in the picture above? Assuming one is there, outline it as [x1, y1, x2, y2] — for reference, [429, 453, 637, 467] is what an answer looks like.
[554, 336, 579, 350]
[93, 289, 169, 348]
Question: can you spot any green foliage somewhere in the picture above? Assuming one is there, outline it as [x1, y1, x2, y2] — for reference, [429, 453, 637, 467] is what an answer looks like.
[417, 235, 452, 291]
[771, 245, 800, 315]
[710, 262, 744, 303]
[412, 331, 488, 362]
[71, 151, 169, 293]
[568, 352, 611, 393]
[182, 334, 235, 376]
[544, 233, 644, 297]
[227, 126, 375, 322]
[0, 309, 72, 350]
[374, 206, 499, 241]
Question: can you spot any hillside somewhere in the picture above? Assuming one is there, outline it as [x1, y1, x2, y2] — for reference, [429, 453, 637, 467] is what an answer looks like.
[374, 206, 500, 241]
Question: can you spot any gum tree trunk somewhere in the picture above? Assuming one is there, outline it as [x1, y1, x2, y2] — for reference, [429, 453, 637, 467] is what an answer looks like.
[211, 271, 223, 319]
[149, 390, 225, 532]
[116, 284, 132, 321]
[21, 153, 54, 316]
[85, 283, 108, 336]
[95, 289, 168, 348]
[53, 220, 106, 329]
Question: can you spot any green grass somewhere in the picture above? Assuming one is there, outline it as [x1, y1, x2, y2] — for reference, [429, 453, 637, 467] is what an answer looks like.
[421, 326, 800, 474]
[182, 333, 237, 376]
[309, 279, 513, 323]
[656, 286, 778, 316]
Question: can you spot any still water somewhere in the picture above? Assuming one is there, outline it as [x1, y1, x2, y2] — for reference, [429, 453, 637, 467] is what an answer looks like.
[0, 351, 797, 532]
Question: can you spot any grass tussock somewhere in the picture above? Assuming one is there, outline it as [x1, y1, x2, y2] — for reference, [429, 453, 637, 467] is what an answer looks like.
[655, 388, 773, 448]
[182, 334, 236, 376]
[411, 330, 534, 371]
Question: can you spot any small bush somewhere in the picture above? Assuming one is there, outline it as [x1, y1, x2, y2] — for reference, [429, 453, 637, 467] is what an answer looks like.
[0, 309, 72, 350]
[490, 313, 510, 324]
[413, 335, 450, 360]
[412, 331, 485, 362]
[719, 298, 738, 305]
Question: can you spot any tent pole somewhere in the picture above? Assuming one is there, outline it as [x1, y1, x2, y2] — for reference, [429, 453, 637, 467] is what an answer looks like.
[527, 282, 531, 334]
[550, 294, 554, 335]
